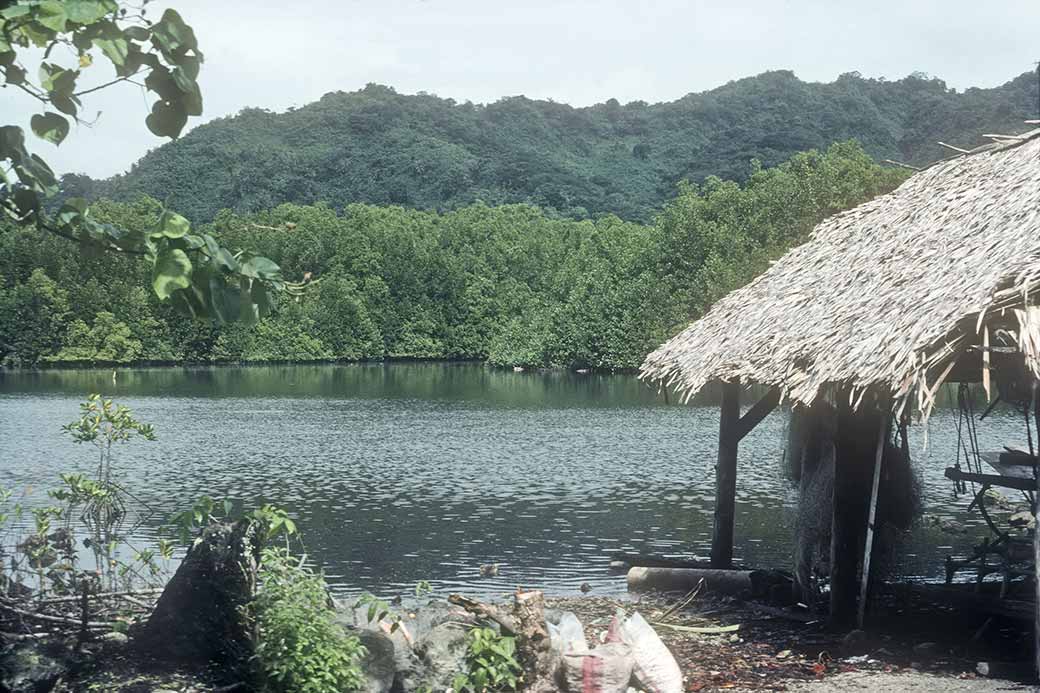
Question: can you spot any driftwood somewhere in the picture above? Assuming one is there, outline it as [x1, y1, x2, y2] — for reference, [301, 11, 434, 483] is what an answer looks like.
[447, 594, 517, 634]
[136, 520, 260, 669]
[627, 567, 789, 598]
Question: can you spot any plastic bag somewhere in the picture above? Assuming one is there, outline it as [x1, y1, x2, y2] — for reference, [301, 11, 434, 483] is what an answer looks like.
[619, 612, 682, 693]
[549, 611, 589, 656]
[559, 642, 633, 693]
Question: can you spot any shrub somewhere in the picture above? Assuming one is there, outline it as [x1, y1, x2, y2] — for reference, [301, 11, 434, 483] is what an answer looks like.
[452, 626, 523, 692]
[253, 547, 366, 693]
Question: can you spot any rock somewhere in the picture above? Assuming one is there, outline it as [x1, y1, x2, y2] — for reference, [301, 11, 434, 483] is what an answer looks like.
[357, 630, 396, 693]
[982, 488, 1013, 509]
[841, 629, 871, 655]
[0, 643, 68, 693]
[135, 520, 260, 671]
[396, 622, 470, 693]
[912, 642, 943, 658]
[1008, 509, 1035, 529]
[100, 631, 129, 646]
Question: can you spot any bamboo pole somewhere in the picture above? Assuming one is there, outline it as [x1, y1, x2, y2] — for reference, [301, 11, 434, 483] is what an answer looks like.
[857, 416, 889, 628]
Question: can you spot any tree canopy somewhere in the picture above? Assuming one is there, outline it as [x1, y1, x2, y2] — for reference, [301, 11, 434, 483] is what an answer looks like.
[0, 0, 296, 324]
[73, 69, 1037, 223]
[0, 141, 908, 370]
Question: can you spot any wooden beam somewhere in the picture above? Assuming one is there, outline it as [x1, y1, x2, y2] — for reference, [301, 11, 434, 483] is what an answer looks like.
[711, 380, 741, 569]
[735, 388, 780, 441]
[857, 416, 889, 628]
[937, 141, 970, 154]
[943, 467, 1035, 493]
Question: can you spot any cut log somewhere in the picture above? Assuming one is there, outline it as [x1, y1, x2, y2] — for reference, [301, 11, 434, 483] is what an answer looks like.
[135, 520, 260, 669]
[512, 590, 556, 693]
[626, 567, 789, 598]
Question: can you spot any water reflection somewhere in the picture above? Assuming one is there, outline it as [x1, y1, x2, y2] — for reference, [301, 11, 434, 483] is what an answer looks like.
[0, 364, 1027, 598]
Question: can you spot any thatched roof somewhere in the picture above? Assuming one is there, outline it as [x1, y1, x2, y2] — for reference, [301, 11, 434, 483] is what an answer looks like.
[640, 128, 1040, 416]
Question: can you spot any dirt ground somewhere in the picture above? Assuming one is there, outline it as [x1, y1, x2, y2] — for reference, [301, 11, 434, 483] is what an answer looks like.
[783, 670, 1033, 692]
[546, 591, 1037, 693]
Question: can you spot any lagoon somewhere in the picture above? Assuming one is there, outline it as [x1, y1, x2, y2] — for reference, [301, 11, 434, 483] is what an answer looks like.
[0, 363, 1022, 598]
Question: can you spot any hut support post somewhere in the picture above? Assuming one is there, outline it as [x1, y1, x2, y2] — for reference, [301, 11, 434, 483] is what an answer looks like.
[830, 404, 882, 629]
[857, 416, 889, 628]
[711, 380, 741, 569]
[1033, 382, 1040, 679]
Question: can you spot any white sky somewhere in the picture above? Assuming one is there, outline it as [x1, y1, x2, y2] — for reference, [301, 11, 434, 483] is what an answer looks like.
[5, 0, 1040, 177]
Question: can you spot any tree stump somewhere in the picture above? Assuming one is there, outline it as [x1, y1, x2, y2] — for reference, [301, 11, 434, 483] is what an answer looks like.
[512, 589, 556, 693]
[136, 520, 260, 670]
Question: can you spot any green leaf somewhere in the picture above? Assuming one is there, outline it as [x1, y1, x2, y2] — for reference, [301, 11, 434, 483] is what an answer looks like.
[92, 21, 128, 66]
[30, 112, 69, 145]
[0, 6, 30, 19]
[183, 234, 205, 249]
[241, 256, 280, 279]
[156, 210, 190, 238]
[5, 64, 25, 85]
[50, 93, 79, 118]
[124, 26, 149, 41]
[39, 63, 78, 94]
[151, 9, 199, 58]
[145, 99, 187, 139]
[36, 1, 68, 32]
[152, 248, 192, 300]
[65, 0, 117, 24]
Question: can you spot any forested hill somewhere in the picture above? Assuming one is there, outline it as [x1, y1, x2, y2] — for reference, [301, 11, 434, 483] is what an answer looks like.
[70, 69, 1038, 223]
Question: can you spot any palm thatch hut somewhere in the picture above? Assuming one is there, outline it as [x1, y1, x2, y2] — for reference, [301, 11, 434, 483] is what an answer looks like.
[640, 126, 1040, 631]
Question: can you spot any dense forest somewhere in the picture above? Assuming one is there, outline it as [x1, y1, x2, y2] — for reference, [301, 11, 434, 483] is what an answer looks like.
[1, 142, 907, 370]
[64, 70, 1038, 223]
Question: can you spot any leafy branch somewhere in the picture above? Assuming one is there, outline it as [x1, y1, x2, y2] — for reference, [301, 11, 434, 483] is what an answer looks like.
[0, 0, 306, 324]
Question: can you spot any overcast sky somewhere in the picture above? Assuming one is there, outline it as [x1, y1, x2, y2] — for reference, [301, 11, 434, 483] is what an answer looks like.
[6, 0, 1040, 178]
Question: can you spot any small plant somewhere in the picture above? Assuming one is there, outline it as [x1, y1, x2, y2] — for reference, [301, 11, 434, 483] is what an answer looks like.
[452, 626, 523, 692]
[57, 394, 157, 590]
[62, 394, 156, 483]
[168, 497, 297, 547]
[354, 592, 402, 632]
[252, 547, 366, 693]
[415, 579, 432, 598]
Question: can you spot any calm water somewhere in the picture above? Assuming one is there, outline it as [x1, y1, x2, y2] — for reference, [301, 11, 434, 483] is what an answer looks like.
[0, 363, 1029, 598]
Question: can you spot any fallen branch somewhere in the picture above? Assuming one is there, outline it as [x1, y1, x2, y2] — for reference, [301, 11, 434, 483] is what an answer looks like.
[656, 578, 705, 622]
[35, 588, 163, 606]
[651, 621, 740, 634]
[0, 630, 48, 641]
[447, 594, 517, 635]
[2, 604, 114, 630]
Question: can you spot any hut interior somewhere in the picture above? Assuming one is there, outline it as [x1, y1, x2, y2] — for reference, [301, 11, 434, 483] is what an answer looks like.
[640, 125, 1040, 660]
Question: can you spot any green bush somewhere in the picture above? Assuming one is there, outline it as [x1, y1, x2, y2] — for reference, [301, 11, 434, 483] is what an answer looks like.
[452, 626, 523, 692]
[253, 547, 366, 693]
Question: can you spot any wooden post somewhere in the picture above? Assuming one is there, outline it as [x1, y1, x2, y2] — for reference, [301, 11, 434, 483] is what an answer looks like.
[857, 415, 889, 628]
[830, 403, 880, 629]
[1032, 382, 1040, 681]
[711, 379, 741, 569]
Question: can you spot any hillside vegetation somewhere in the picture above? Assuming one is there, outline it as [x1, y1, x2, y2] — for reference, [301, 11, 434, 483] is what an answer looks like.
[69, 70, 1038, 223]
[3, 142, 906, 370]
